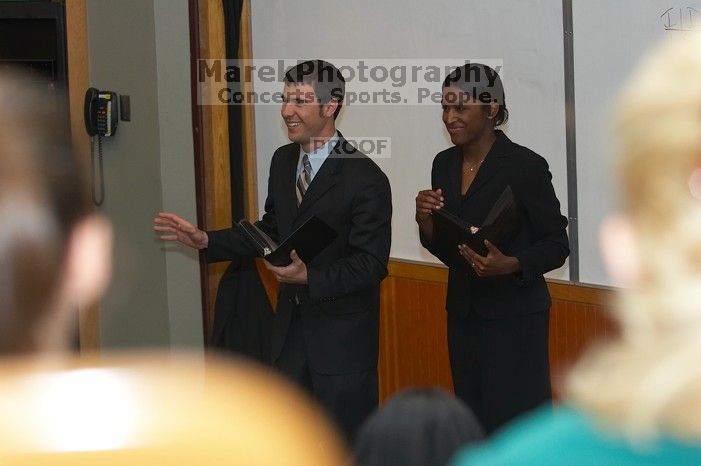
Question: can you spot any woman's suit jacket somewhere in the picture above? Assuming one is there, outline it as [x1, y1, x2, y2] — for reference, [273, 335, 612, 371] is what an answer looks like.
[421, 131, 569, 320]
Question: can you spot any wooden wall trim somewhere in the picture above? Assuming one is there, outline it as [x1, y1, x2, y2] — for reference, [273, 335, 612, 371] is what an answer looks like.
[66, 0, 89, 160]
[188, 0, 211, 338]
[201, 0, 232, 231]
[190, 0, 233, 339]
[193, 0, 260, 340]
[388, 259, 447, 283]
[66, 0, 100, 352]
[547, 280, 614, 305]
[383, 259, 617, 400]
[256, 257, 616, 400]
[239, 0, 259, 219]
[387, 258, 614, 306]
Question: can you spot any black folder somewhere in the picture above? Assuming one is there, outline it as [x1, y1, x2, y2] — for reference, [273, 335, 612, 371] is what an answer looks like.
[236, 215, 337, 266]
[432, 186, 520, 257]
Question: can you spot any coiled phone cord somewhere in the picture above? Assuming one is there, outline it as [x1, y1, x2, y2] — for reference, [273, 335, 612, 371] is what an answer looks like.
[91, 135, 105, 206]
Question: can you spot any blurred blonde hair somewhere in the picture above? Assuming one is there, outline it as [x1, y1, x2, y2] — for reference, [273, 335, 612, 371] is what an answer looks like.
[0, 353, 348, 465]
[567, 32, 701, 441]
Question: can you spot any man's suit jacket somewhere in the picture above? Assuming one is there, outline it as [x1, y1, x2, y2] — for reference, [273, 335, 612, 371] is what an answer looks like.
[421, 130, 569, 320]
[206, 134, 392, 374]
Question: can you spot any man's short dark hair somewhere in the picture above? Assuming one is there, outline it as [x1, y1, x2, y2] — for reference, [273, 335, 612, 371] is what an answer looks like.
[354, 388, 483, 466]
[284, 60, 345, 119]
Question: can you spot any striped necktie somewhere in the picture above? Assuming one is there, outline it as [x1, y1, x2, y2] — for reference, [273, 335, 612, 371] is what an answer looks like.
[296, 153, 313, 206]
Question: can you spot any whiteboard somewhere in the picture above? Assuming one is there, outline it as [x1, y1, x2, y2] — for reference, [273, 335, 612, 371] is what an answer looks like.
[250, 0, 570, 281]
[572, 0, 701, 285]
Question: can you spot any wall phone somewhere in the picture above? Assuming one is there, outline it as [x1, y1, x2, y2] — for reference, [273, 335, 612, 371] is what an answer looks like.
[84, 87, 119, 137]
[84, 88, 119, 206]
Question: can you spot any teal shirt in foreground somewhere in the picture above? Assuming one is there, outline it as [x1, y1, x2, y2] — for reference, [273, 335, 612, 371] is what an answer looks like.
[453, 407, 701, 466]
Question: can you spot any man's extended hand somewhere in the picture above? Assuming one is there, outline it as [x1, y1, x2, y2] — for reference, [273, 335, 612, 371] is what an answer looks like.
[458, 240, 521, 277]
[264, 250, 308, 284]
[153, 212, 208, 249]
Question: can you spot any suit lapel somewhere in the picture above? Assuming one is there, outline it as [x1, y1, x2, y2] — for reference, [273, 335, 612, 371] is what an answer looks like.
[278, 145, 300, 234]
[463, 131, 510, 200]
[447, 146, 462, 204]
[463, 152, 502, 199]
[295, 138, 344, 219]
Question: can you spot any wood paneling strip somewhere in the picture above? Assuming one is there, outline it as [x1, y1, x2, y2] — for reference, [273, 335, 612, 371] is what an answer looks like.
[378, 275, 452, 399]
[195, 0, 233, 339]
[66, 0, 100, 352]
[548, 297, 618, 397]
[196, 0, 259, 340]
[239, 0, 259, 220]
[388, 260, 448, 283]
[548, 280, 615, 306]
[254, 259, 616, 401]
[381, 260, 617, 400]
[200, 0, 232, 231]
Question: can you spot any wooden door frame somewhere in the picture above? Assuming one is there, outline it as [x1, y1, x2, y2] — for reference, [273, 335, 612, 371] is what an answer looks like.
[66, 0, 100, 351]
[188, 0, 258, 341]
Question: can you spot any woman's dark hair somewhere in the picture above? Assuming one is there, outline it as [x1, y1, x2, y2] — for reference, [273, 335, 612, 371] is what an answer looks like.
[0, 71, 91, 353]
[354, 388, 483, 466]
[442, 62, 509, 126]
[284, 59, 345, 119]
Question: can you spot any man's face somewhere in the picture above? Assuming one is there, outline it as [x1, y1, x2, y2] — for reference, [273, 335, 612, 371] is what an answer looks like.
[281, 83, 330, 149]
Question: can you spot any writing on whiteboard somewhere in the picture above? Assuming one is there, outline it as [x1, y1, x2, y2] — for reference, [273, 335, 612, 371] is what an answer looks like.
[661, 7, 700, 31]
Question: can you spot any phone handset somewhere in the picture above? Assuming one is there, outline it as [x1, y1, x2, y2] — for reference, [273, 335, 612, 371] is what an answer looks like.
[84, 88, 119, 206]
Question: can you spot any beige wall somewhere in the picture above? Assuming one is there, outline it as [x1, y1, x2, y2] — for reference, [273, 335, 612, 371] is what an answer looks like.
[85, 0, 203, 349]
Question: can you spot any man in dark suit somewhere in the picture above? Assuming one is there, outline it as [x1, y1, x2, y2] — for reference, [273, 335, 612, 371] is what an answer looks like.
[154, 60, 392, 441]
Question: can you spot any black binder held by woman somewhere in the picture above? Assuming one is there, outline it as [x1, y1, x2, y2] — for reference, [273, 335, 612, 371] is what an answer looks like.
[432, 185, 519, 257]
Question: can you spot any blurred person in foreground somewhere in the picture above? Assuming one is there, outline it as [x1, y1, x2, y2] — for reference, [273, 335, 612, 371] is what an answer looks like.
[0, 72, 346, 466]
[354, 388, 483, 466]
[454, 33, 701, 465]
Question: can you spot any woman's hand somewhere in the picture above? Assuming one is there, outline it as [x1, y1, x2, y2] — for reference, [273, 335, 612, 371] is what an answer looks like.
[415, 188, 444, 223]
[458, 240, 521, 277]
[416, 188, 444, 244]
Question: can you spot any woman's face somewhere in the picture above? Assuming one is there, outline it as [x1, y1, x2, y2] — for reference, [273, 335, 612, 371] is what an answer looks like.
[441, 85, 493, 148]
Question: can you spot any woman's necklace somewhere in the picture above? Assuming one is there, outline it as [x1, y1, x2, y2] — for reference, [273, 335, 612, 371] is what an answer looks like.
[464, 157, 486, 173]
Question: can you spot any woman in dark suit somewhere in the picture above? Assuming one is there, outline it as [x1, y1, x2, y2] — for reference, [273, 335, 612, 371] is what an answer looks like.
[415, 63, 569, 434]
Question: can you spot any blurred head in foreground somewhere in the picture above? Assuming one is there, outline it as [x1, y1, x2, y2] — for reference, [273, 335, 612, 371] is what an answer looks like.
[354, 388, 483, 466]
[0, 72, 347, 464]
[568, 31, 701, 441]
[0, 71, 111, 354]
[0, 354, 348, 465]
